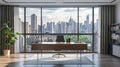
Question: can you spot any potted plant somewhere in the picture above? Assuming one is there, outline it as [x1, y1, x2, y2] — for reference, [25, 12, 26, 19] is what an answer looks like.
[66, 38, 71, 43]
[0, 22, 19, 56]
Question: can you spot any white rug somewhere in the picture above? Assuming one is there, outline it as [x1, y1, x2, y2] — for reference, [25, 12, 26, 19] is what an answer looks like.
[24, 56, 94, 65]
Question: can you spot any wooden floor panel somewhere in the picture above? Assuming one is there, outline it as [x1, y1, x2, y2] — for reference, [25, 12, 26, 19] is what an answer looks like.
[0, 53, 120, 67]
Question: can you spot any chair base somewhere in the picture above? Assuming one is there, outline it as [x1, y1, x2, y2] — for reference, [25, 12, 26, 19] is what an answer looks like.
[52, 53, 66, 58]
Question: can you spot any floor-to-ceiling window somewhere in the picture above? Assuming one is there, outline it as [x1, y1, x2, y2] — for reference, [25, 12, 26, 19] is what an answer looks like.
[78, 8, 93, 51]
[94, 7, 100, 53]
[42, 8, 78, 45]
[18, 7, 100, 53]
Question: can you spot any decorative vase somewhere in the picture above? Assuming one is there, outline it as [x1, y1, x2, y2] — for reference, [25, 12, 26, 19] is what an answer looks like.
[4, 50, 10, 56]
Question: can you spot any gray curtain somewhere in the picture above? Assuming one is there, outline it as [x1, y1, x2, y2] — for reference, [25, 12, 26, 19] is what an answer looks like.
[0, 5, 14, 54]
[100, 5, 115, 54]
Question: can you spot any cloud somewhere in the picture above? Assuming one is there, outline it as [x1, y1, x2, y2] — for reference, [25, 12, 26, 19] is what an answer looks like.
[64, 8, 77, 12]
[79, 8, 91, 11]
[43, 8, 59, 11]
[42, 16, 48, 19]
[43, 10, 53, 13]
[43, 8, 60, 13]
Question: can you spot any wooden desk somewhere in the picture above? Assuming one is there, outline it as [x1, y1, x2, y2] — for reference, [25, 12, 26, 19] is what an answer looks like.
[31, 42, 87, 50]
[31, 42, 88, 58]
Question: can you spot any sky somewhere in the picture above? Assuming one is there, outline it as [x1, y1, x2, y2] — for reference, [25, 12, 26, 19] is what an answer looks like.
[19, 7, 99, 25]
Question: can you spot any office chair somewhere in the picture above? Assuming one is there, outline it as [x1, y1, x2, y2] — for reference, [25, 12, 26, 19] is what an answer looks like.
[52, 35, 66, 58]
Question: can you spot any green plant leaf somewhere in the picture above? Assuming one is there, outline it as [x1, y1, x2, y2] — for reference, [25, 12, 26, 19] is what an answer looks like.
[0, 21, 19, 48]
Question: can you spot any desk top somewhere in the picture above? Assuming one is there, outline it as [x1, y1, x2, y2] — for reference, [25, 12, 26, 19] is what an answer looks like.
[31, 42, 87, 50]
[32, 42, 86, 45]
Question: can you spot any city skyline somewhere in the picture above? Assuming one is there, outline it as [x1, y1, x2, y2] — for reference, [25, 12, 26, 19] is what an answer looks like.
[21, 13, 98, 34]
[19, 8, 99, 25]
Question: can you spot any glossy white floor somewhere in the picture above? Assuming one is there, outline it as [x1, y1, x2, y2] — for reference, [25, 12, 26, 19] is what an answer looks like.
[0, 53, 120, 67]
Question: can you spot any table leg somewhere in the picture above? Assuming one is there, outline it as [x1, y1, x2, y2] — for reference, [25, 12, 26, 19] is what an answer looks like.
[41, 50, 42, 58]
[92, 53, 94, 62]
[80, 50, 82, 62]
[76, 50, 78, 58]
[37, 50, 39, 65]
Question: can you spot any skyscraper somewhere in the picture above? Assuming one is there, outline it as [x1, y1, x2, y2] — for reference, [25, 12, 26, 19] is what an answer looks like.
[38, 25, 42, 33]
[31, 14, 37, 33]
[61, 22, 66, 33]
[46, 22, 54, 33]
[85, 14, 90, 33]
[68, 17, 77, 33]
[55, 22, 61, 33]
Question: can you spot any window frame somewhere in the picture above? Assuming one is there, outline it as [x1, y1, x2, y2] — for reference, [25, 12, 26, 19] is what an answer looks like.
[18, 6, 99, 53]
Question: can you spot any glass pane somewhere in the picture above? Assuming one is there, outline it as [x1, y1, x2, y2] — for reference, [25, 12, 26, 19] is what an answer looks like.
[25, 35, 42, 52]
[42, 8, 77, 33]
[19, 8, 24, 33]
[42, 35, 57, 42]
[94, 7, 100, 52]
[94, 7, 100, 33]
[19, 35, 25, 52]
[26, 8, 41, 33]
[18, 7, 100, 53]
[79, 8, 92, 33]
[19, 8, 24, 22]
[64, 35, 78, 42]
[42, 35, 78, 43]
[41, 35, 78, 52]
[79, 35, 92, 51]
[18, 8, 25, 52]
[20, 35, 92, 52]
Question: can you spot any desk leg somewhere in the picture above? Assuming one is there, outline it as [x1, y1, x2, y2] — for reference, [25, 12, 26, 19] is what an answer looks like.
[41, 50, 42, 58]
[76, 50, 78, 58]
[37, 50, 39, 65]
[24, 53, 27, 64]
[80, 50, 82, 62]
[92, 53, 94, 62]
[37, 50, 43, 64]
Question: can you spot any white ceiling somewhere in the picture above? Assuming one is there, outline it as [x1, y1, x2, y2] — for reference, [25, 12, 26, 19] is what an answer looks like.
[0, 0, 119, 6]
[1, 0, 117, 2]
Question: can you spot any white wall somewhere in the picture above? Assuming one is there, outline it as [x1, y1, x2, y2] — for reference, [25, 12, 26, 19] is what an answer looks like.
[14, 7, 20, 53]
[116, 1, 120, 23]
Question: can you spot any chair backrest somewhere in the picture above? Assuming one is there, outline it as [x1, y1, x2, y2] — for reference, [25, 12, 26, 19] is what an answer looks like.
[56, 35, 65, 42]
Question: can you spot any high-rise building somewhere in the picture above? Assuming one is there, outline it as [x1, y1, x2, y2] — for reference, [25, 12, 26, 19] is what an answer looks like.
[38, 25, 42, 33]
[61, 22, 66, 33]
[29, 25, 31, 33]
[84, 14, 90, 33]
[19, 19, 24, 33]
[56, 22, 61, 33]
[68, 17, 77, 33]
[31, 14, 37, 33]
[79, 23, 82, 33]
[46, 22, 54, 33]
[42, 24, 46, 33]
[26, 22, 29, 33]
